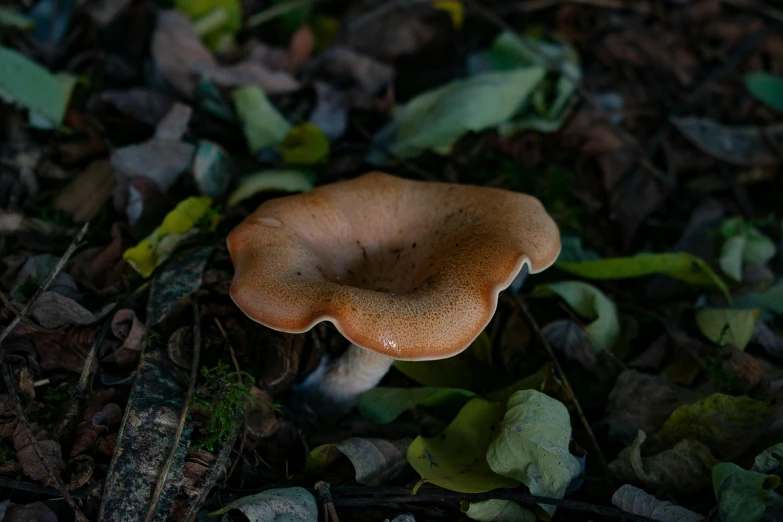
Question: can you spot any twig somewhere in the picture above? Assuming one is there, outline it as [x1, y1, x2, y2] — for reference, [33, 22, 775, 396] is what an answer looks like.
[326, 487, 656, 522]
[74, 280, 152, 397]
[0, 290, 52, 332]
[513, 295, 612, 487]
[214, 317, 241, 373]
[144, 299, 202, 522]
[495, 0, 652, 14]
[0, 475, 87, 499]
[0, 222, 89, 351]
[0, 223, 90, 522]
[315, 481, 341, 522]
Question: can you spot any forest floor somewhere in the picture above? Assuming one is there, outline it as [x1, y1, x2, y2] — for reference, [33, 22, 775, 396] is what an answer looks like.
[0, 0, 782, 521]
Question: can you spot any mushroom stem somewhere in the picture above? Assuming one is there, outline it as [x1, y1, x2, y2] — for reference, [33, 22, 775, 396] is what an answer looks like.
[297, 344, 395, 418]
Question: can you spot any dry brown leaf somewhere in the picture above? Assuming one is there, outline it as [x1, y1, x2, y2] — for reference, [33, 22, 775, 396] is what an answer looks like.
[246, 387, 279, 439]
[54, 159, 116, 223]
[13, 423, 65, 485]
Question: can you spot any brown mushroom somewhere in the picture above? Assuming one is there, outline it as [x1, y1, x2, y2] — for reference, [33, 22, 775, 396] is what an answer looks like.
[228, 172, 560, 415]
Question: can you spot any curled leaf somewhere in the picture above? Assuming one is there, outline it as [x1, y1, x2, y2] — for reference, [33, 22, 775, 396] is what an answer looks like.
[208, 487, 317, 521]
[713, 462, 783, 522]
[612, 484, 703, 522]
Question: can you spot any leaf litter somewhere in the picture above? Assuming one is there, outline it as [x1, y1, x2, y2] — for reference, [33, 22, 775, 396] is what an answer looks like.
[0, 1, 782, 522]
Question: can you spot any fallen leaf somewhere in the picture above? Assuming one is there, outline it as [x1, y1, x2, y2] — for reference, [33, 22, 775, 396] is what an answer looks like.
[77, 0, 133, 27]
[671, 117, 783, 167]
[368, 68, 546, 165]
[245, 387, 279, 438]
[394, 351, 478, 389]
[721, 344, 768, 393]
[227, 170, 314, 207]
[122, 196, 218, 278]
[208, 487, 318, 521]
[745, 72, 783, 113]
[68, 222, 130, 296]
[0, 45, 66, 125]
[231, 85, 292, 155]
[462, 499, 535, 522]
[30, 291, 100, 329]
[606, 370, 707, 441]
[97, 88, 176, 127]
[111, 140, 195, 194]
[103, 309, 146, 366]
[608, 430, 716, 493]
[146, 243, 216, 325]
[713, 462, 783, 522]
[719, 217, 776, 282]
[407, 398, 519, 493]
[486, 390, 580, 516]
[192, 140, 232, 198]
[752, 443, 783, 474]
[65, 454, 94, 490]
[648, 393, 771, 457]
[735, 284, 783, 316]
[534, 281, 620, 354]
[331, 437, 412, 486]
[174, 0, 241, 52]
[556, 253, 729, 297]
[611, 484, 704, 522]
[54, 159, 116, 223]
[358, 387, 477, 424]
[3, 502, 58, 522]
[0, 7, 35, 29]
[695, 308, 760, 350]
[280, 123, 330, 165]
[302, 45, 394, 96]
[152, 10, 299, 99]
[13, 423, 64, 485]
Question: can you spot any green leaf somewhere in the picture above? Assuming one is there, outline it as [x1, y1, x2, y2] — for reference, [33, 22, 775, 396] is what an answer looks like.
[648, 393, 771, 458]
[532, 281, 620, 352]
[208, 487, 318, 521]
[358, 387, 477, 424]
[394, 352, 478, 389]
[486, 390, 580, 516]
[280, 123, 330, 165]
[175, 0, 241, 52]
[485, 363, 554, 403]
[407, 398, 520, 493]
[671, 116, 781, 167]
[227, 170, 314, 207]
[462, 499, 535, 522]
[719, 217, 777, 281]
[608, 430, 717, 493]
[0, 7, 35, 29]
[752, 443, 783, 474]
[695, 308, 760, 350]
[719, 235, 746, 282]
[713, 462, 783, 522]
[745, 72, 783, 113]
[193, 140, 232, 198]
[734, 284, 783, 315]
[368, 68, 546, 165]
[231, 85, 291, 155]
[0, 46, 67, 125]
[555, 252, 729, 299]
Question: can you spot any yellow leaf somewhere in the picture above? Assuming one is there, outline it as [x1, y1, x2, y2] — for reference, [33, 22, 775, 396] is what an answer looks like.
[280, 123, 330, 165]
[433, 0, 464, 30]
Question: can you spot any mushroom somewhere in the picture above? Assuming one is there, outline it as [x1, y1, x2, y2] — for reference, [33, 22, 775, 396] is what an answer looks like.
[227, 172, 560, 416]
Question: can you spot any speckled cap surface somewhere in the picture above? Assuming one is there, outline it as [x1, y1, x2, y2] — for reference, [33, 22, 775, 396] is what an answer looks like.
[227, 172, 560, 361]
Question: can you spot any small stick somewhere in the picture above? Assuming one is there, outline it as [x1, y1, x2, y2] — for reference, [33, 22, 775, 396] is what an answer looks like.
[330, 491, 656, 522]
[214, 318, 241, 373]
[0, 291, 52, 332]
[315, 481, 341, 522]
[514, 295, 612, 487]
[0, 476, 87, 499]
[0, 223, 90, 522]
[144, 299, 202, 522]
[0, 222, 89, 351]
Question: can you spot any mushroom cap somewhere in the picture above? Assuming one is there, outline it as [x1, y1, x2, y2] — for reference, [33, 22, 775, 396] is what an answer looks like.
[228, 172, 560, 361]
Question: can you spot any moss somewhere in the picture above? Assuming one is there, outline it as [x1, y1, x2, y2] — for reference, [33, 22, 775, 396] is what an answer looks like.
[193, 361, 255, 452]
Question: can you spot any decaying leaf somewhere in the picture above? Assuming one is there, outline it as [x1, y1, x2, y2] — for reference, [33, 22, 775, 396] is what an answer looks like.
[334, 437, 412, 486]
[208, 487, 318, 521]
[54, 159, 116, 223]
[541, 319, 596, 370]
[611, 484, 704, 522]
[713, 462, 783, 522]
[0, 45, 67, 125]
[462, 499, 535, 522]
[606, 370, 708, 441]
[486, 390, 580, 516]
[695, 308, 760, 351]
[358, 387, 476, 425]
[647, 393, 772, 457]
[13, 423, 64, 485]
[608, 430, 716, 493]
[752, 443, 783, 474]
[407, 398, 519, 493]
[671, 117, 783, 167]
